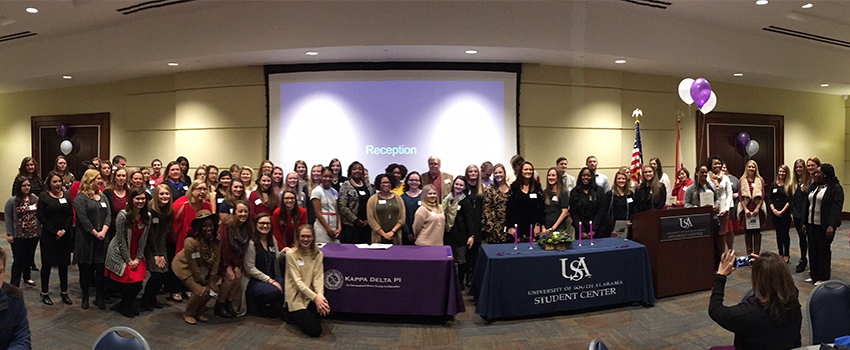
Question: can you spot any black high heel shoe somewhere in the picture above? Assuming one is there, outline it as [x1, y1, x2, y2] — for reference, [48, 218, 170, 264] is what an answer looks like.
[60, 293, 73, 305]
[41, 294, 53, 305]
[24, 280, 36, 287]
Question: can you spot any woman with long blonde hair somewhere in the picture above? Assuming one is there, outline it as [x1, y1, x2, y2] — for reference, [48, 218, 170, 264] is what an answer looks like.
[738, 160, 766, 255]
[73, 169, 111, 310]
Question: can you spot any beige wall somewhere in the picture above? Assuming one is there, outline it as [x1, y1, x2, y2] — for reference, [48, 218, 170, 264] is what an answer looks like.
[1, 64, 846, 213]
[0, 67, 266, 209]
[519, 64, 846, 209]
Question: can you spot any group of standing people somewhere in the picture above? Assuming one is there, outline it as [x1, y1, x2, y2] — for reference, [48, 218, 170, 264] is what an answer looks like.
[672, 155, 843, 286]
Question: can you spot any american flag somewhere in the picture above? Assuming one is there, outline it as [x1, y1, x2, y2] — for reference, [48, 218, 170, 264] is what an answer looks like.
[629, 119, 643, 183]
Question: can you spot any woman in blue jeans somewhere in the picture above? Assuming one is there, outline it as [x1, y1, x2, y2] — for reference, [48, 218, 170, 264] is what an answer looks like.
[244, 213, 287, 319]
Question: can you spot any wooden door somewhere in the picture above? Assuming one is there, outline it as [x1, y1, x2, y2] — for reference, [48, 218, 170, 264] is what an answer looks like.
[32, 113, 110, 182]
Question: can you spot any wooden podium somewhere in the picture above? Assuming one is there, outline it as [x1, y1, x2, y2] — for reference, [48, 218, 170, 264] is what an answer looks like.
[632, 207, 715, 298]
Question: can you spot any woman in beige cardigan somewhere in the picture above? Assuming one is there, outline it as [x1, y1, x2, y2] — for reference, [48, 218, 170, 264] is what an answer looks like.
[285, 224, 328, 337]
[412, 185, 445, 246]
[366, 173, 406, 245]
[737, 160, 766, 255]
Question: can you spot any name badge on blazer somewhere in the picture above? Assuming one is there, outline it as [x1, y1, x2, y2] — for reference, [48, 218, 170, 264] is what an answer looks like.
[183, 186, 189, 191]
[28, 204, 37, 210]
[296, 259, 305, 266]
[152, 218, 160, 224]
[191, 252, 200, 259]
[457, 205, 462, 211]
[358, 191, 366, 195]
[772, 188, 778, 193]
[100, 202, 107, 208]
[626, 198, 634, 203]
[529, 193, 537, 199]
[254, 198, 262, 205]
[217, 198, 224, 204]
[444, 179, 451, 184]
[58, 198, 68, 204]
[552, 196, 558, 201]
[418, 201, 421, 205]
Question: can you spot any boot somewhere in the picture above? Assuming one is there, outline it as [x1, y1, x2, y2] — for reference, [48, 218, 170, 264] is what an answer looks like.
[457, 264, 466, 291]
[41, 293, 53, 305]
[753, 234, 762, 255]
[225, 300, 237, 317]
[796, 258, 807, 273]
[81, 292, 90, 310]
[96, 293, 106, 310]
[214, 303, 232, 318]
[140, 298, 155, 312]
[61, 293, 73, 305]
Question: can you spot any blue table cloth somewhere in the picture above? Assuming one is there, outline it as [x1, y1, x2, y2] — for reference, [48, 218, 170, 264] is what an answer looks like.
[470, 237, 655, 320]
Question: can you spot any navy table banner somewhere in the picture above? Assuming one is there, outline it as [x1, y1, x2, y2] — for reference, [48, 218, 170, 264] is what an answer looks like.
[470, 237, 656, 320]
[321, 244, 465, 316]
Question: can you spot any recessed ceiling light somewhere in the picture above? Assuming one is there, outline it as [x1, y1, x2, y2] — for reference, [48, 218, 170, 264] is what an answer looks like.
[733, 73, 743, 77]
[465, 50, 478, 54]
[62, 76, 72, 79]
[26, 7, 38, 13]
[821, 83, 829, 87]
[756, 0, 768, 5]
[614, 59, 627, 64]
[167, 62, 178, 66]
[802, 3, 813, 8]
[305, 51, 319, 56]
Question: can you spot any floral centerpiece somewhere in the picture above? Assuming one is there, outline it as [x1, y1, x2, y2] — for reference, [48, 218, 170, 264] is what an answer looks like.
[537, 230, 575, 250]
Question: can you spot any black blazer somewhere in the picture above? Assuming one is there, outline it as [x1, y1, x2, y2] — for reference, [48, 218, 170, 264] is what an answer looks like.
[444, 196, 474, 247]
[569, 185, 606, 235]
[634, 184, 666, 213]
[805, 182, 844, 229]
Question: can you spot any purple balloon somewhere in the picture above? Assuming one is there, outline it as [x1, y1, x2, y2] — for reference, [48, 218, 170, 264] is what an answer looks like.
[690, 78, 712, 109]
[56, 124, 69, 138]
[737, 132, 750, 149]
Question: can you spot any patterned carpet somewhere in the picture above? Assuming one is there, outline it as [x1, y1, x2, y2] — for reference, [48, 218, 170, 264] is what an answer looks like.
[2, 222, 847, 350]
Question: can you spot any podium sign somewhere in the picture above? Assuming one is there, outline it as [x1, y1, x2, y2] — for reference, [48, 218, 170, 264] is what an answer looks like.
[659, 213, 712, 242]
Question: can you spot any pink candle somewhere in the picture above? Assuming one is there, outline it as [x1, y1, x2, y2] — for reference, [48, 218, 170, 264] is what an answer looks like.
[530, 225, 533, 248]
[514, 224, 518, 248]
[590, 220, 594, 245]
[579, 222, 582, 245]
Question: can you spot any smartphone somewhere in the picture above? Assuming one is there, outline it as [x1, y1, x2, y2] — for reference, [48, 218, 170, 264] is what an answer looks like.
[734, 255, 753, 267]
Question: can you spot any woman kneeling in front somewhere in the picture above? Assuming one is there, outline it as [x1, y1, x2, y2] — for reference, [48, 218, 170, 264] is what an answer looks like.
[709, 250, 801, 350]
[244, 213, 287, 319]
[285, 224, 329, 337]
[172, 210, 221, 325]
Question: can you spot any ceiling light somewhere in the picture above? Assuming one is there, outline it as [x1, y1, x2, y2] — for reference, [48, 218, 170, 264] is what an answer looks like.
[26, 8, 38, 13]
[62, 76, 72, 79]
[802, 3, 813, 8]
[305, 51, 319, 56]
[465, 50, 478, 54]
[756, 0, 768, 5]
[821, 83, 829, 87]
[614, 59, 626, 64]
[167, 62, 178, 66]
[733, 73, 743, 77]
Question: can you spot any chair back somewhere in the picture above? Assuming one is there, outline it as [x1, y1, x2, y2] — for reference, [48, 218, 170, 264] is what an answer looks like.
[740, 289, 754, 303]
[808, 280, 850, 345]
[589, 338, 610, 350]
[93, 326, 151, 350]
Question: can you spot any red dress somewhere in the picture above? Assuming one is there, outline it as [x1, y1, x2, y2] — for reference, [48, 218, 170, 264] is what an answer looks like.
[172, 196, 212, 253]
[106, 219, 147, 283]
[271, 206, 307, 250]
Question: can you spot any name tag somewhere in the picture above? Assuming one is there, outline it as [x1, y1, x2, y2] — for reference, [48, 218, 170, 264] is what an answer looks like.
[254, 198, 262, 205]
[100, 202, 107, 208]
[191, 252, 200, 259]
[418, 201, 421, 205]
[229, 208, 234, 214]
[296, 259, 305, 266]
[626, 198, 634, 204]
[444, 179, 451, 184]
[529, 193, 537, 199]
[58, 198, 68, 204]
[217, 198, 224, 204]
[183, 186, 188, 191]
[430, 211, 436, 216]
[378, 199, 387, 205]
[149, 180, 156, 185]
[358, 191, 366, 195]
[552, 196, 558, 201]
[772, 188, 778, 193]
[457, 205, 462, 211]
[28, 204, 37, 210]
[152, 218, 160, 224]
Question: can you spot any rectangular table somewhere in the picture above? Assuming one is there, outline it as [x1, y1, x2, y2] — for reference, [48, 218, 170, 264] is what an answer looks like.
[470, 238, 656, 320]
[320, 243, 465, 316]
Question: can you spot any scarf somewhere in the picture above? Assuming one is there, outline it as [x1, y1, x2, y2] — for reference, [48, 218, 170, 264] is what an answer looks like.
[442, 192, 466, 231]
[421, 194, 443, 214]
[228, 222, 251, 257]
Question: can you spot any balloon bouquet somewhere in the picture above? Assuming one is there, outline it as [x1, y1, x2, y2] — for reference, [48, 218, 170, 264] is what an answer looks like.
[736, 132, 759, 157]
[57, 124, 73, 155]
[678, 77, 717, 114]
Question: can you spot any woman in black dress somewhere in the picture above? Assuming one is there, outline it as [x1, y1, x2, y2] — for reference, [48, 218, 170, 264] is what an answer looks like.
[634, 165, 666, 213]
[542, 167, 572, 234]
[769, 165, 793, 263]
[37, 172, 75, 305]
[602, 170, 637, 239]
[506, 162, 545, 241]
[570, 167, 606, 239]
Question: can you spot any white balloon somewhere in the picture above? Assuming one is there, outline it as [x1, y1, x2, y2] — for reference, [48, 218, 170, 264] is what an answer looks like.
[60, 140, 73, 155]
[699, 91, 717, 114]
[746, 140, 759, 156]
[678, 78, 694, 105]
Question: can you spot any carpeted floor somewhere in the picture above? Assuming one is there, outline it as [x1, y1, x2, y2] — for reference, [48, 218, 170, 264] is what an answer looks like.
[2, 222, 847, 350]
